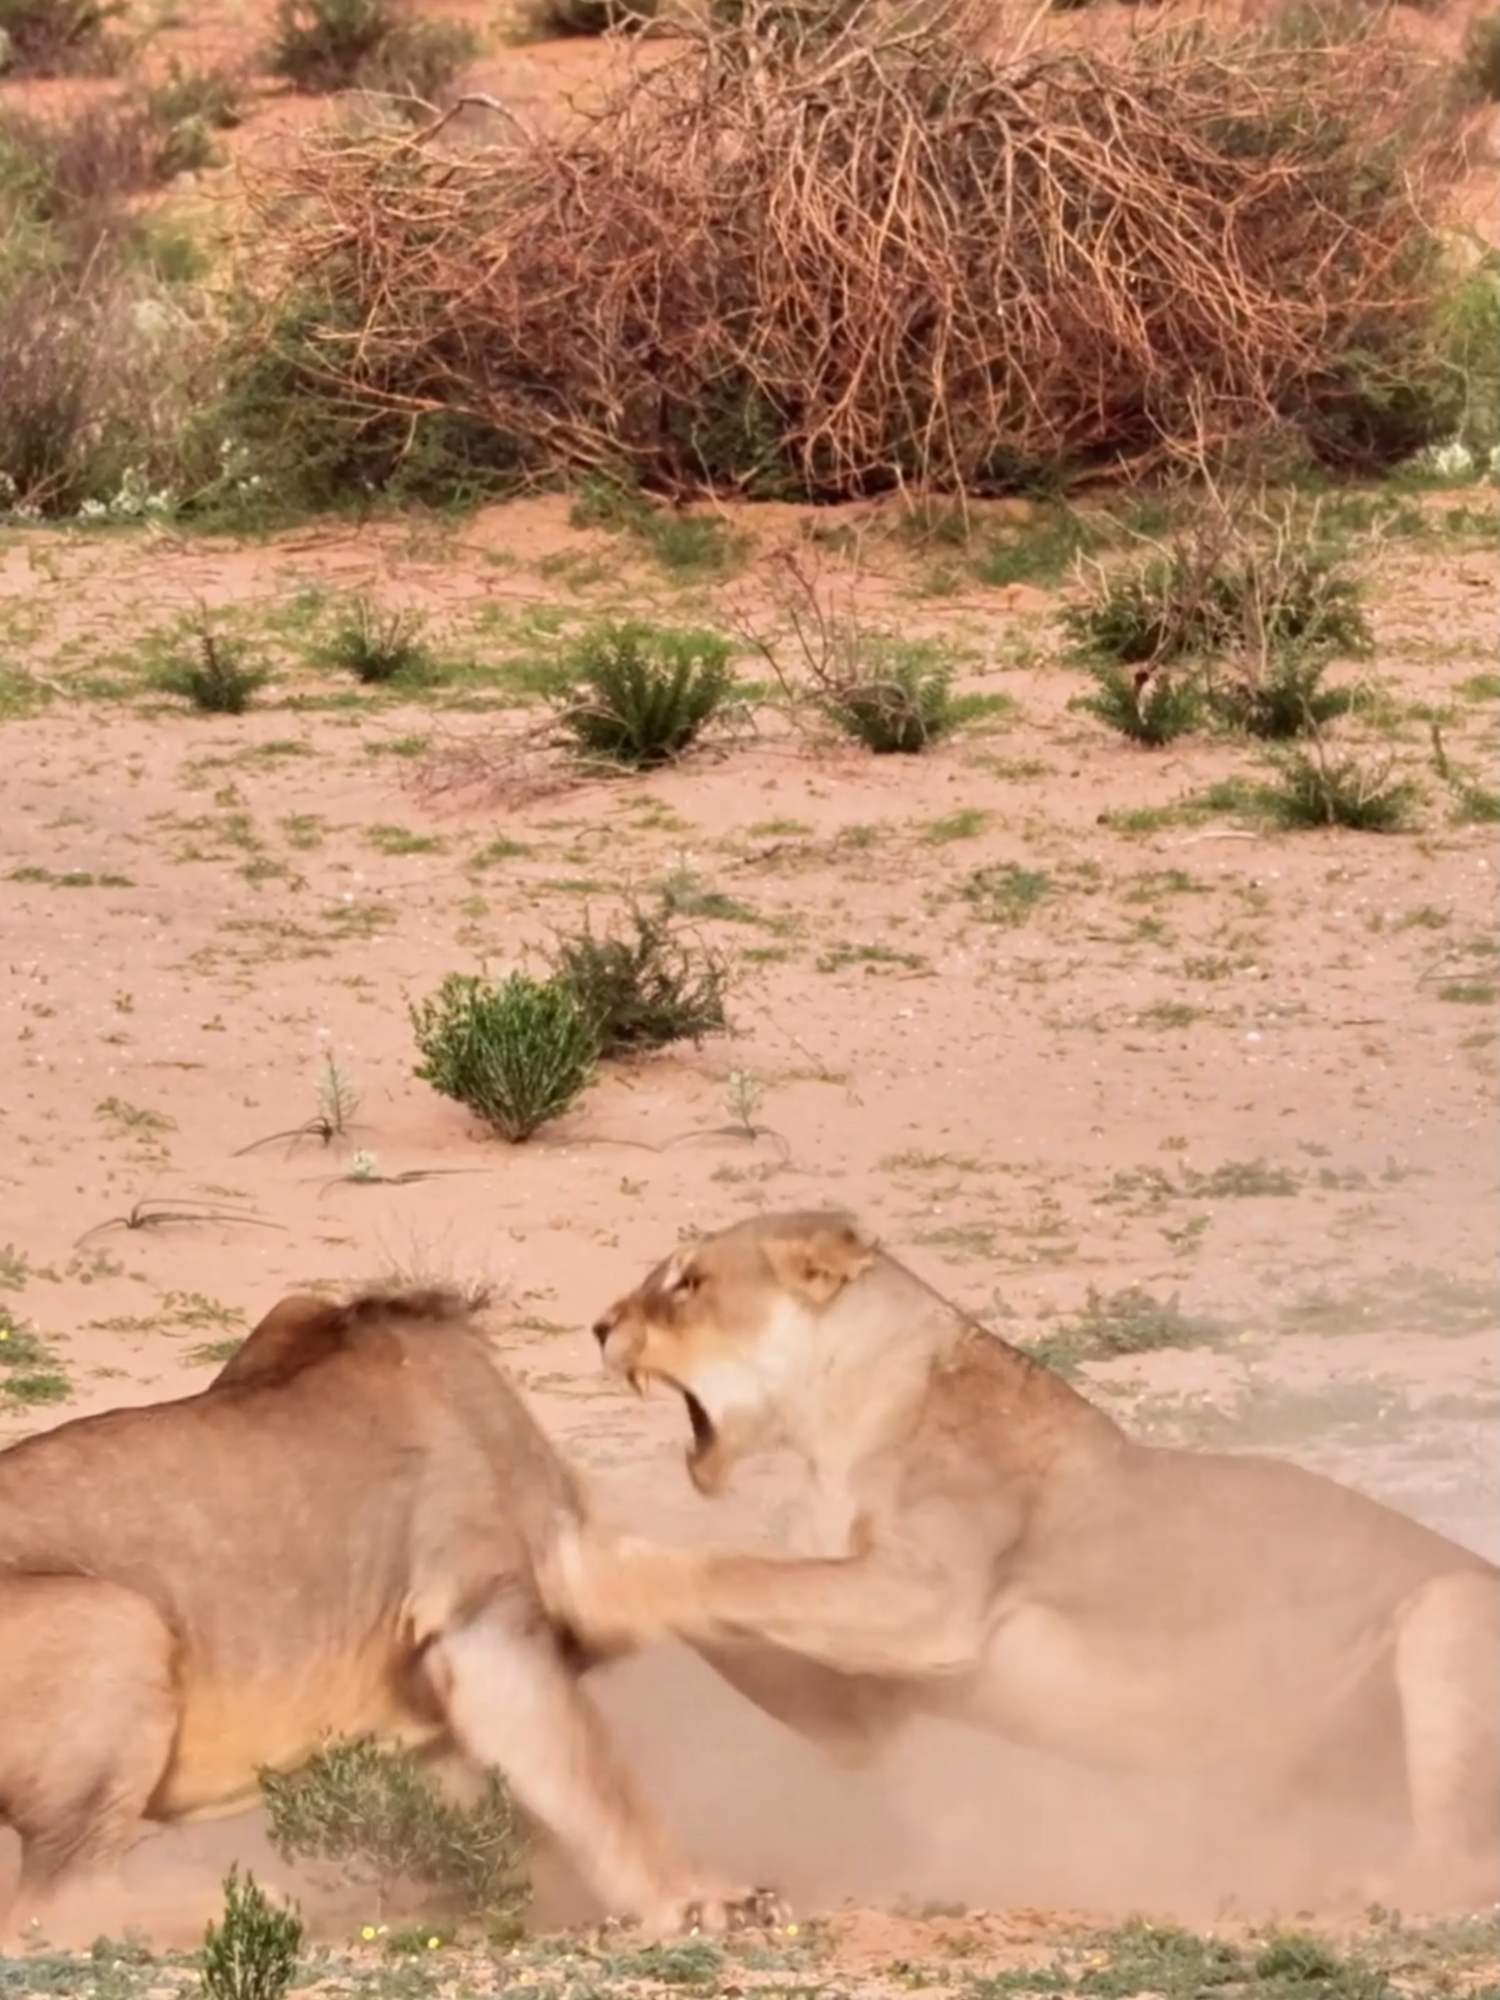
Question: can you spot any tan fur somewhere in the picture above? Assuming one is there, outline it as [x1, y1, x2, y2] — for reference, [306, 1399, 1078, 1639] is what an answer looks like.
[0, 1286, 779, 1946]
[541, 1210, 1500, 1909]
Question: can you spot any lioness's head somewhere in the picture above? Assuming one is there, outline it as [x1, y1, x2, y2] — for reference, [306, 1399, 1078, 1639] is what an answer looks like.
[591, 1210, 879, 1495]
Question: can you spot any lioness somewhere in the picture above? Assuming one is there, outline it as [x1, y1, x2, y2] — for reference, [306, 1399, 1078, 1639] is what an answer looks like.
[540, 1210, 1500, 1909]
[0, 1286, 780, 1946]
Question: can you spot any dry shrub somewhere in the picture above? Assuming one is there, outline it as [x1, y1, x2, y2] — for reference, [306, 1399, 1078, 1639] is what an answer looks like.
[237, 0, 1464, 503]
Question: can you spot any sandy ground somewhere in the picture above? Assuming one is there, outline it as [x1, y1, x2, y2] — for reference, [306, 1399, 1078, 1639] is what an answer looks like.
[2, 0, 1499, 1965]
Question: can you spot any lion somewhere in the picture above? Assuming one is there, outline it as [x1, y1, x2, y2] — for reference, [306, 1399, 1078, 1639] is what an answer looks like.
[0, 1285, 792, 1948]
[538, 1210, 1500, 1910]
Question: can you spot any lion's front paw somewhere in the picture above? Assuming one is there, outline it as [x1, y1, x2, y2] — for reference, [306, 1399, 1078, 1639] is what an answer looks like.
[637, 1883, 788, 1938]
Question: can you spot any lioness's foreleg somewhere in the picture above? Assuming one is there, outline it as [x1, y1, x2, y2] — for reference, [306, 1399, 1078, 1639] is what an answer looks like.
[1393, 1568, 1500, 1906]
[427, 1591, 778, 1935]
[544, 1527, 979, 1680]
[0, 1575, 178, 1946]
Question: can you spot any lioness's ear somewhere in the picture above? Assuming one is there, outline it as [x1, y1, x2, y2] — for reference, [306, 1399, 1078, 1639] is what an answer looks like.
[763, 1216, 877, 1306]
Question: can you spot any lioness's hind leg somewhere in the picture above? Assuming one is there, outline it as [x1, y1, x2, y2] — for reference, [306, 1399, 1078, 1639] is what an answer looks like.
[429, 1596, 777, 1937]
[0, 1575, 178, 1944]
[1394, 1567, 1500, 1908]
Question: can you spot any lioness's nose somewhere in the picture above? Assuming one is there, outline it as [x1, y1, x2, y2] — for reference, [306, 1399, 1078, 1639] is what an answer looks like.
[592, 1316, 612, 1349]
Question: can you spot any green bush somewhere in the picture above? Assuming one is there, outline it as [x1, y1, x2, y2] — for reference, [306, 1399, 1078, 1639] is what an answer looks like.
[269, 0, 476, 100]
[321, 596, 436, 683]
[262, 1738, 529, 1923]
[1078, 661, 1204, 748]
[1260, 747, 1419, 831]
[155, 634, 268, 715]
[200, 1866, 303, 2000]
[816, 638, 960, 754]
[548, 620, 738, 770]
[411, 971, 598, 1141]
[550, 899, 729, 1054]
[0, 0, 125, 77]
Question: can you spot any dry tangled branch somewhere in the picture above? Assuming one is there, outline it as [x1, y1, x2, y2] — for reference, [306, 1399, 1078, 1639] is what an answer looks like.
[236, 0, 1463, 503]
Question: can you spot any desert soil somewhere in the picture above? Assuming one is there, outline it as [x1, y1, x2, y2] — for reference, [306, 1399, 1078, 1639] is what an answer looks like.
[1, 0, 1498, 1987]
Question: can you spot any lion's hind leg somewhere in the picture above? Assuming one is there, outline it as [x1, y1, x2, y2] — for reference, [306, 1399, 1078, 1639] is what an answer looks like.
[0, 1573, 179, 1947]
[426, 1593, 778, 1937]
[1393, 1566, 1500, 1909]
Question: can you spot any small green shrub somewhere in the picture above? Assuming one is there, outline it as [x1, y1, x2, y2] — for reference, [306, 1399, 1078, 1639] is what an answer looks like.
[156, 633, 268, 715]
[1456, 12, 1500, 104]
[1063, 527, 1371, 674]
[523, 0, 655, 36]
[143, 60, 247, 177]
[411, 971, 598, 1141]
[1208, 654, 1361, 740]
[269, 0, 475, 99]
[269, 0, 393, 88]
[819, 639, 958, 754]
[200, 1866, 303, 2000]
[1260, 747, 1419, 831]
[0, 0, 125, 77]
[262, 1739, 529, 1922]
[548, 620, 737, 770]
[1078, 661, 1203, 747]
[322, 597, 435, 684]
[549, 899, 729, 1054]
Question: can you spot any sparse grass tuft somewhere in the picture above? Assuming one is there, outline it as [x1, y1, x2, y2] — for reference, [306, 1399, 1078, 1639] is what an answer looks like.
[0, 1304, 71, 1406]
[547, 620, 738, 770]
[1028, 1288, 1226, 1376]
[321, 597, 436, 685]
[1260, 745, 1419, 831]
[156, 632, 268, 715]
[549, 899, 729, 1055]
[1078, 662, 1204, 747]
[964, 862, 1050, 925]
[200, 1866, 304, 2000]
[262, 1738, 528, 1923]
[411, 971, 597, 1141]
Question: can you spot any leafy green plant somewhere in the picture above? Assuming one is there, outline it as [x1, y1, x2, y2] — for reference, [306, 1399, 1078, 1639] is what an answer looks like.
[1260, 745, 1419, 831]
[549, 899, 729, 1055]
[548, 619, 737, 770]
[156, 632, 268, 715]
[963, 862, 1050, 926]
[1078, 661, 1204, 747]
[411, 971, 598, 1141]
[199, 1865, 303, 2000]
[262, 1739, 529, 1923]
[322, 596, 435, 684]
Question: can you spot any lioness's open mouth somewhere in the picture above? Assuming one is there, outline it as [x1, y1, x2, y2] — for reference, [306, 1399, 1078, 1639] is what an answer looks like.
[682, 1388, 716, 1460]
[626, 1368, 719, 1462]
